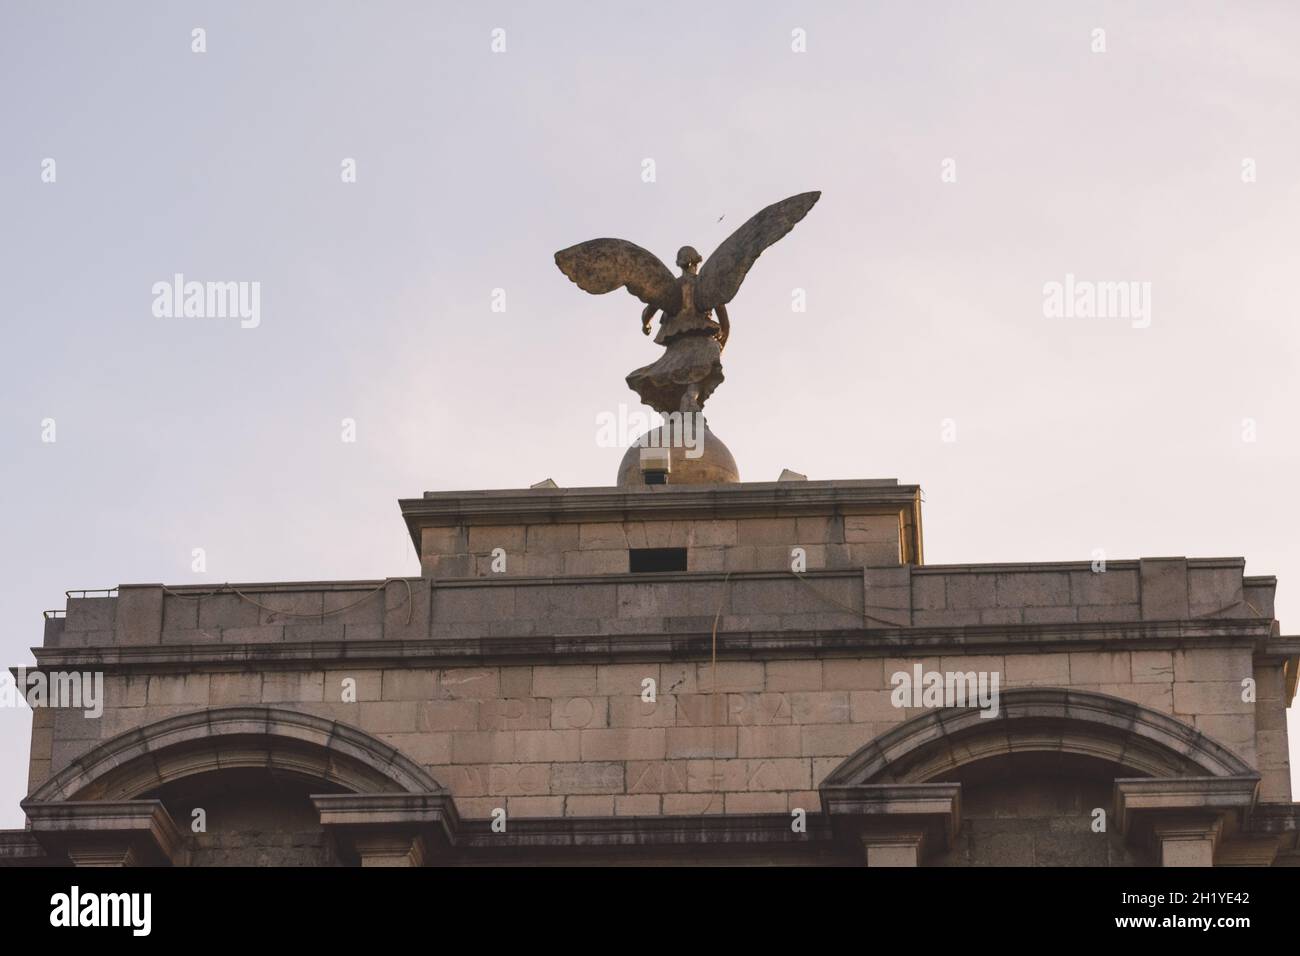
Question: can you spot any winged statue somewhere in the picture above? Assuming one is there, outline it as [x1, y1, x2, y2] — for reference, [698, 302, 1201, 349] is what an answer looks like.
[555, 191, 820, 415]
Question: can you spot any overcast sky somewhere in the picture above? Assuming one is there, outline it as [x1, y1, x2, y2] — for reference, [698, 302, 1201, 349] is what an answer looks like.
[1, 1, 1297, 826]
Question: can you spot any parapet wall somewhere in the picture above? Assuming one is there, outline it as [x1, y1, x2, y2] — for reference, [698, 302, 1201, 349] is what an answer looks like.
[42, 557, 1277, 648]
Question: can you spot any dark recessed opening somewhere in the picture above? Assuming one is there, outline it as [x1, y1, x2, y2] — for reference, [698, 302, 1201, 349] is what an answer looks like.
[629, 547, 688, 573]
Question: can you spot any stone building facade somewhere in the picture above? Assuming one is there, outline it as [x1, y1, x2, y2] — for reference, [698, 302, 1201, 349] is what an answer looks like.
[3, 475, 1297, 866]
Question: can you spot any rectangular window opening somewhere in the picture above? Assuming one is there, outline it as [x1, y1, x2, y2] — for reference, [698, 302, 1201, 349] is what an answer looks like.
[629, 547, 688, 573]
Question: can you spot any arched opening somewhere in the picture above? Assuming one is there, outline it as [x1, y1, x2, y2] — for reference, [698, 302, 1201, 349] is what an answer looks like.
[822, 688, 1255, 787]
[927, 752, 1146, 866]
[147, 767, 350, 866]
[25, 706, 446, 867]
[820, 689, 1258, 867]
[29, 706, 445, 802]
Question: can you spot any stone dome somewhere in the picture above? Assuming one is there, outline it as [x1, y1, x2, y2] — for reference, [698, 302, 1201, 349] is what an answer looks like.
[616, 422, 740, 488]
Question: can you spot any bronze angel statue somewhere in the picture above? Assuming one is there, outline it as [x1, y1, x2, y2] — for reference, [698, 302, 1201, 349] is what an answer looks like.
[555, 191, 820, 415]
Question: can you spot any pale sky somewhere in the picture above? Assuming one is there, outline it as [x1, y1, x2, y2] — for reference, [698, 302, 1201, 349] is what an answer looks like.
[1, 1, 1298, 827]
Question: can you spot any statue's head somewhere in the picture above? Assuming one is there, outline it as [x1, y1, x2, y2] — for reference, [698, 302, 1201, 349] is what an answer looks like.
[676, 246, 702, 274]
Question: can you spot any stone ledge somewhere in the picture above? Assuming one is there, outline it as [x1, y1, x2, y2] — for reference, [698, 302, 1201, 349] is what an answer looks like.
[1113, 776, 1261, 866]
[313, 792, 459, 833]
[407, 479, 914, 511]
[1113, 776, 1259, 829]
[27, 617, 1276, 673]
[21, 799, 186, 866]
[450, 812, 833, 848]
[1243, 802, 1300, 835]
[313, 792, 460, 864]
[0, 830, 61, 865]
[315, 795, 842, 855]
[821, 782, 960, 828]
[820, 782, 962, 863]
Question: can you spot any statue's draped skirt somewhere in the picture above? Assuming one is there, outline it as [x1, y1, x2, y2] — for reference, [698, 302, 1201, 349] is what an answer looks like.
[627, 312, 724, 414]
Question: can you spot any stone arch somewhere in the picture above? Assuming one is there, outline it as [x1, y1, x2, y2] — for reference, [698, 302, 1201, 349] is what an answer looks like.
[28, 706, 445, 802]
[821, 687, 1255, 787]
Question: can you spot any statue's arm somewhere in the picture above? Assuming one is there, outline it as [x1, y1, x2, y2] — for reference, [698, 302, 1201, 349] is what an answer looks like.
[716, 303, 730, 351]
[641, 302, 657, 336]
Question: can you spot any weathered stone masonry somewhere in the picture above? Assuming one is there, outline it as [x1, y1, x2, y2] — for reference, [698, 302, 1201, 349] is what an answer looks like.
[5, 479, 1298, 866]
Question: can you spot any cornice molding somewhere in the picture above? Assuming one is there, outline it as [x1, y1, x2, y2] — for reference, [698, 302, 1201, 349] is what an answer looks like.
[399, 480, 921, 529]
[26, 617, 1276, 673]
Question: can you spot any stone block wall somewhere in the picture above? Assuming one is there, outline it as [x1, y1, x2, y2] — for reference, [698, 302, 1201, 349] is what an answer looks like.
[30, 639, 1289, 817]
[910, 558, 1258, 626]
[934, 773, 1143, 866]
[22, 479, 1294, 866]
[418, 515, 904, 578]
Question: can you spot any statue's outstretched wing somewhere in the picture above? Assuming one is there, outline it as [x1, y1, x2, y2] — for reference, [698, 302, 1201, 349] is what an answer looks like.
[697, 191, 820, 311]
[554, 239, 681, 312]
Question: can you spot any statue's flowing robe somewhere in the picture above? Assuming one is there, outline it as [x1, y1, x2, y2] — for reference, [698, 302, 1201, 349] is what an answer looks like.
[627, 276, 724, 414]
